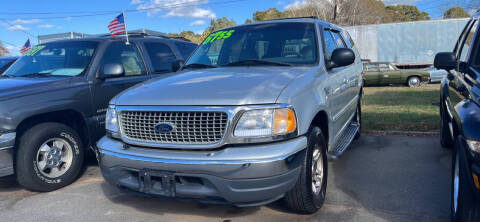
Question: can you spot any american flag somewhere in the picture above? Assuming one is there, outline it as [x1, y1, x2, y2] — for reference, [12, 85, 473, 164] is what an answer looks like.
[108, 13, 126, 36]
[20, 39, 31, 54]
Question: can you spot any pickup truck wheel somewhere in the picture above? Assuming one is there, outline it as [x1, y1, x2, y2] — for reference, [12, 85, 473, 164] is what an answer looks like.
[451, 138, 480, 222]
[16, 123, 84, 192]
[407, 76, 421, 87]
[440, 101, 453, 148]
[284, 126, 327, 214]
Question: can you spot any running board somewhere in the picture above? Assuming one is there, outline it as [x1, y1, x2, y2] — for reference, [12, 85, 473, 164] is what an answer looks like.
[327, 121, 359, 160]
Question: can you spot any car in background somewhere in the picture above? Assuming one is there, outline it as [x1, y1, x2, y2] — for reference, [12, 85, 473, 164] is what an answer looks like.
[0, 56, 18, 74]
[0, 32, 197, 192]
[363, 62, 430, 87]
[423, 66, 448, 83]
[435, 12, 480, 222]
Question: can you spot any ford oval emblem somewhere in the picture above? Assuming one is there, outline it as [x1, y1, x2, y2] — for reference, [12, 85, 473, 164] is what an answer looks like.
[155, 122, 175, 133]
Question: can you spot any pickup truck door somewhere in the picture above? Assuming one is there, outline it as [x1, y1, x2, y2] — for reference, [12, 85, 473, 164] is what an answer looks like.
[89, 41, 151, 140]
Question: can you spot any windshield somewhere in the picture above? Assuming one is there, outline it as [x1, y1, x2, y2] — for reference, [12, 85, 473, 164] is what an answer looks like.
[186, 22, 318, 67]
[4, 41, 98, 77]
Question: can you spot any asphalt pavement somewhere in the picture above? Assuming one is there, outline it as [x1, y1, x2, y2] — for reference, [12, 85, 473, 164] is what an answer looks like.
[0, 136, 452, 222]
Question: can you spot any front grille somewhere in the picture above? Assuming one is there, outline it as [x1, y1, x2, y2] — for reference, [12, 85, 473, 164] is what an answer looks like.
[119, 111, 228, 145]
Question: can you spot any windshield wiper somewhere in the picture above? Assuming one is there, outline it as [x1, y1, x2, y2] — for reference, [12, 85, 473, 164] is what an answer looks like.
[182, 63, 218, 70]
[21, 73, 52, 78]
[223, 59, 292, 67]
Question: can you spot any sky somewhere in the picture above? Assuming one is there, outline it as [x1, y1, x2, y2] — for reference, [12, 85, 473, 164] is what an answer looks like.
[0, 0, 474, 55]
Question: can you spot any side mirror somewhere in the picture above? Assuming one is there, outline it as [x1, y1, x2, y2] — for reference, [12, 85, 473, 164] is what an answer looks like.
[434, 52, 457, 71]
[99, 63, 124, 79]
[327, 48, 355, 70]
[172, 60, 185, 72]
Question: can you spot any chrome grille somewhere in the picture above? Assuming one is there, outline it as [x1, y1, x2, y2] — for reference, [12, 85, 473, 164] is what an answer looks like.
[119, 111, 228, 145]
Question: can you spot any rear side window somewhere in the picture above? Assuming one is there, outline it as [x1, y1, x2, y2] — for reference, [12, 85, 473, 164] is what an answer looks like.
[144, 42, 177, 73]
[322, 30, 337, 60]
[175, 42, 197, 58]
[459, 20, 478, 63]
[379, 64, 390, 71]
[365, 64, 379, 72]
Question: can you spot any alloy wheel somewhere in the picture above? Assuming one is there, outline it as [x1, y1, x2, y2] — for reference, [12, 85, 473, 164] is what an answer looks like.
[35, 138, 73, 178]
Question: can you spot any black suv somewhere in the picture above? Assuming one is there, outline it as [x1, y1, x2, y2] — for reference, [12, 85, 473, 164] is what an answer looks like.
[0, 33, 196, 191]
[435, 11, 480, 222]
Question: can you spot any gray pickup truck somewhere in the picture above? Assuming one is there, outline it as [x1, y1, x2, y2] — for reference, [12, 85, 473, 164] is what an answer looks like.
[0, 33, 196, 192]
[97, 18, 363, 214]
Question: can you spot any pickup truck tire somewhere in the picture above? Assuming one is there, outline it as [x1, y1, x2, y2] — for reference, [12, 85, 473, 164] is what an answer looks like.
[284, 126, 327, 214]
[451, 138, 480, 222]
[16, 123, 84, 192]
[407, 76, 421, 88]
[440, 100, 454, 148]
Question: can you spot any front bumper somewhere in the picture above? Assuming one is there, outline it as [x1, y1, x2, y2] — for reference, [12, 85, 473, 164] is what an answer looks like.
[97, 136, 307, 206]
[0, 132, 16, 177]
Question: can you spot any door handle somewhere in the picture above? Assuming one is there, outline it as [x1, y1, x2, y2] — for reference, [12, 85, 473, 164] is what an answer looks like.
[447, 73, 455, 81]
[343, 78, 348, 84]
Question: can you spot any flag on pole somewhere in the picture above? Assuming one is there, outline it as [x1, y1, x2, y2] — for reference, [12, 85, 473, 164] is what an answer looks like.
[20, 39, 31, 54]
[108, 13, 127, 36]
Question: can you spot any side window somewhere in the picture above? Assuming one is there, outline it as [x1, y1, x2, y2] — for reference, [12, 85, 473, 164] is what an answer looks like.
[379, 64, 390, 71]
[101, 42, 146, 76]
[454, 20, 472, 55]
[331, 31, 346, 48]
[322, 29, 337, 60]
[174, 42, 197, 59]
[459, 20, 478, 63]
[144, 42, 177, 73]
[365, 64, 379, 72]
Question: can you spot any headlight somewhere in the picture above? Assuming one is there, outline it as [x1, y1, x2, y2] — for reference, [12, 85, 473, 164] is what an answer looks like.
[234, 108, 296, 137]
[106, 105, 120, 138]
[467, 140, 480, 153]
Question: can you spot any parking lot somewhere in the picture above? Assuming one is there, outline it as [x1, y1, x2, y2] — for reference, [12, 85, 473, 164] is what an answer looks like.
[0, 136, 451, 222]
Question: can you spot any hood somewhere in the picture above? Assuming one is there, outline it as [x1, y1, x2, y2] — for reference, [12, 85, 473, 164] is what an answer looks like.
[114, 66, 311, 106]
[0, 77, 72, 100]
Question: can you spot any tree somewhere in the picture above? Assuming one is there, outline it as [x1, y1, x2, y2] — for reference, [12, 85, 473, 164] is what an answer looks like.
[252, 8, 286, 22]
[0, 42, 9, 57]
[444, 7, 470, 19]
[383, 5, 430, 23]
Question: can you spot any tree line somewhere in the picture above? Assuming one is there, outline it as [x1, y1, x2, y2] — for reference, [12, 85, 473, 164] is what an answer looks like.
[169, 0, 473, 44]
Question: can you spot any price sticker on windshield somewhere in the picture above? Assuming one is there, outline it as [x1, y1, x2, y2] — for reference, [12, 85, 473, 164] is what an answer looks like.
[24, 45, 46, 56]
[202, 30, 235, 45]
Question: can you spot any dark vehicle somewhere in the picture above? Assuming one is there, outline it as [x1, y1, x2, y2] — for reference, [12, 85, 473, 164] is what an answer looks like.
[0, 32, 197, 192]
[0, 56, 18, 74]
[363, 62, 430, 87]
[435, 12, 480, 222]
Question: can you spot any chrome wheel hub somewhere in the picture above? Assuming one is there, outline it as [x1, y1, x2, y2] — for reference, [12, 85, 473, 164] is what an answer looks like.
[409, 78, 419, 86]
[453, 152, 460, 214]
[311, 146, 324, 195]
[36, 138, 73, 178]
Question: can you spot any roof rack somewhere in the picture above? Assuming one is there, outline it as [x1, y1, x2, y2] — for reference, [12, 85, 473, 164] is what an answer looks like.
[263, 16, 319, 22]
[98, 29, 192, 42]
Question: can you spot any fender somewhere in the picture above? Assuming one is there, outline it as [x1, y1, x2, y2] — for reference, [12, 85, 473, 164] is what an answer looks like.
[453, 99, 480, 141]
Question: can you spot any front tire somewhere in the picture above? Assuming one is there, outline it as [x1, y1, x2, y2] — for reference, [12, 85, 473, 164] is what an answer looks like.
[284, 127, 328, 214]
[407, 76, 421, 87]
[451, 138, 480, 222]
[16, 123, 85, 192]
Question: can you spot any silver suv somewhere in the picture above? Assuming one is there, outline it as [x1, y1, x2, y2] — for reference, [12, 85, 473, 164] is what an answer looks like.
[97, 18, 363, 214]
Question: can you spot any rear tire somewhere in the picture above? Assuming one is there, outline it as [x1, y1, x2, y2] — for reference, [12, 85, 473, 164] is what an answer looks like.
[16, 123, 85, 192]
[284, 127, 328, 214]
[451, 138, 480, 222]
[407, 76, 421, 87]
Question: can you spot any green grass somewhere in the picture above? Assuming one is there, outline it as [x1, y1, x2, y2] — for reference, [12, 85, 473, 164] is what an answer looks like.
[362, 85, 440, 132]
